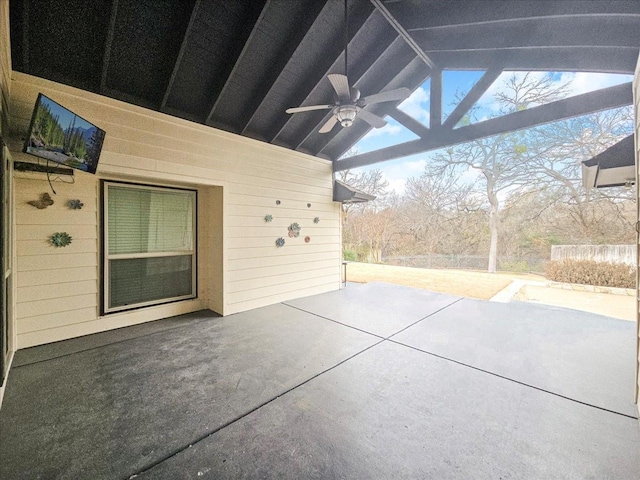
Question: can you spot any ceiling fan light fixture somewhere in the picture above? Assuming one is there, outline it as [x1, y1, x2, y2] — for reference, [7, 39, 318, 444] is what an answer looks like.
[336, 105, 358, 127]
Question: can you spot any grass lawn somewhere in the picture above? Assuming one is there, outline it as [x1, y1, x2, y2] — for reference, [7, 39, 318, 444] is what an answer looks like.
[345, 262, 546, 300]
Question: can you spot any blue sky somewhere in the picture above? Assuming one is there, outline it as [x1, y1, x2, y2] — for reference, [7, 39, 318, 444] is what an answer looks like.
[349, 71, 633, 194]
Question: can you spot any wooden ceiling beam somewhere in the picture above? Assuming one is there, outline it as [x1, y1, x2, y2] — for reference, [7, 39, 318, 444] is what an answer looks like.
[442, 67, 503, 129]
[388, 108, 430, 138]
[430, 48, 638, 74]
[430, 68, 442, 129]
[370, 0, 437, 69]
[100, 0, 120, 94]
[410, 18, 640, 51]
[390, 1, 640, 31]
[160, 0, 202, 111]
[204, 0, 272, 124]
[335, 81, 632, 171]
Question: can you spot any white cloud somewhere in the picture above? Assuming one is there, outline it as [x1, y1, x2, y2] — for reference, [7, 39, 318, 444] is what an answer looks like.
[558, 72, 633, 96]
[380, 158, 427, 194]
[398, 87, 430, 124]
[360, 122, 402, 140]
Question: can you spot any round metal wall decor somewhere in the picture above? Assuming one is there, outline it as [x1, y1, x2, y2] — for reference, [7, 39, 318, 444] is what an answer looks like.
[288, 222, 301, 238]
[275, 237, 285, 248]
[68, 199, 84, 210]
[50, 232, 72, 247]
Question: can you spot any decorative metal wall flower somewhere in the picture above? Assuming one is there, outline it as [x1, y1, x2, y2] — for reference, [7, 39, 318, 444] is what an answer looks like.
[313, 217, 320, 224]
[264, 214, 273, 222]
[288, 222, 301, 238]
[275, 237, 285, 248]
[28, 192, 54, 209]
[68, 199, 84, 210]
[50, 232, 72, 247]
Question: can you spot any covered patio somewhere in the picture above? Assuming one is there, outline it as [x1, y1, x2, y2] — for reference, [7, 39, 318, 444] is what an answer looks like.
[1, 282, 637, 479]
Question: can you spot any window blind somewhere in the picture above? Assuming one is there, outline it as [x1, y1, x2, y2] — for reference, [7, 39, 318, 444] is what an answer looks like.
[104, 183, 196, 312]
[108, 186, 194, 255]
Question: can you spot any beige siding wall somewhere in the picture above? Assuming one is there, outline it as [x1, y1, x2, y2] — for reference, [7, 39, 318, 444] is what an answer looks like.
[8, 72, 341, 348]
[0, 0, 10, 135]
[634, 55, 640, 408]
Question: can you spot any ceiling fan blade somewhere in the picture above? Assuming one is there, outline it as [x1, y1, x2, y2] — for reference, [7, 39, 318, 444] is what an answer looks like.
[357, 109, 387, 129]
[327, 74, 351, 102]
[286, 104, 333, 114]
[318, 115, 339, 133]
[361, 87, 411, 105]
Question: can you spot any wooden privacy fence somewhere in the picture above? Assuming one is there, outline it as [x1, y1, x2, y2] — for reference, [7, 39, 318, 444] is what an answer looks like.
[551, 245, 636, 265]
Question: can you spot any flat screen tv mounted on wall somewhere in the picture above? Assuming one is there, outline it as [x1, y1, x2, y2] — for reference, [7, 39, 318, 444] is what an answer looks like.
[23, 93, 106, 174]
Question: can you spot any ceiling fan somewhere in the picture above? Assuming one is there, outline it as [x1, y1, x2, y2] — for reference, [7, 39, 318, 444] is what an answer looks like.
[285, 0, 410, 134]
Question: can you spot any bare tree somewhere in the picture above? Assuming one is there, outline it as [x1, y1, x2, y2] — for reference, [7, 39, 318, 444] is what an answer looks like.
[524, 107, 635, 241]
[404, 163, 483, 255]
[428, 73, 571, 272]
[336, 167, 389, 215]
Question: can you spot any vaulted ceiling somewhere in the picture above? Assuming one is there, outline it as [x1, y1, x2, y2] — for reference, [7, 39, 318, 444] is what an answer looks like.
[9, 0, 640, 171]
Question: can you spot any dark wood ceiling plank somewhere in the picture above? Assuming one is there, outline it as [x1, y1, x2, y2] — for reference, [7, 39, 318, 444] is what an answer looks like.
[105, 0, 198, 107]
[205, 0, 330, 133]
[100, 0, 120, 94]
[204, 0, 272, 124]
[335, 81, 633, 171]
[161, 1, 269, 119]
[241, 1, 356, 139]
[442, 67, 503, 129]
[431, 48, 638, 74]
[21, 0, 30, 71]
[369, 0, 436, 68]
[101, 86, 159, 111]
[160, 0, 202, 111]
[389, 1, 640, 31]
[410, 16, 640, 51]
[241, 1, 375, 139]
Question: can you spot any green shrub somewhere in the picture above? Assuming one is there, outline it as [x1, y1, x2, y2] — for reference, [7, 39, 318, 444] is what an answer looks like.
[343, 249, 358, 261]
[544, 259, 635, 289]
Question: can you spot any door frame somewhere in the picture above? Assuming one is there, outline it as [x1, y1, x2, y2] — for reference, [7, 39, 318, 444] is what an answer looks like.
[0, 137, 14, 400]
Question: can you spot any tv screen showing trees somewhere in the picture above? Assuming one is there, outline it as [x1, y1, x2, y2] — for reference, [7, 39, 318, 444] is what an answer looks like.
[24, 93, 106, 174]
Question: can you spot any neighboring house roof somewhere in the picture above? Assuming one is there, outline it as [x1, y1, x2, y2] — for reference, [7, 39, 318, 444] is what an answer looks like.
[581, 134, 635, 189]
[9, 0, 640, 169]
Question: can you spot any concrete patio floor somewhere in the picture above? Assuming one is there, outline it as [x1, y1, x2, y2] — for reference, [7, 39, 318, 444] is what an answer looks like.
[1, 282, 638, 479]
